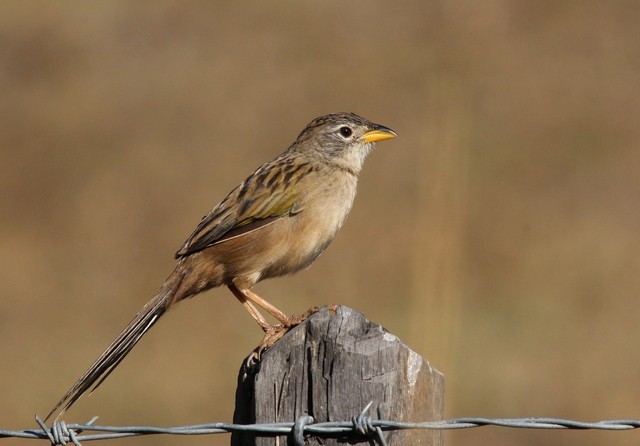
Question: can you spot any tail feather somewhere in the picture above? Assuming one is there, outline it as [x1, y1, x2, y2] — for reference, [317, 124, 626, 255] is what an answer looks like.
[45, 277, 182, 422]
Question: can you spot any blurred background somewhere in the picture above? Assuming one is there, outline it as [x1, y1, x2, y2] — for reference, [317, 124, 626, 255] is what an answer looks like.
[2, 2, 639, 445]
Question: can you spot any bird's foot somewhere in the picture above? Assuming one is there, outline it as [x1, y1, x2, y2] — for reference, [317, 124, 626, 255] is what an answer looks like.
[282, 305, 321, 327]
[245, 324, 286, 368]
[246, 306, 321, 367]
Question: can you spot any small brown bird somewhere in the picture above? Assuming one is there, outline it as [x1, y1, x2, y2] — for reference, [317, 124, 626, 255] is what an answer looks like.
[46, 112, 397, 421]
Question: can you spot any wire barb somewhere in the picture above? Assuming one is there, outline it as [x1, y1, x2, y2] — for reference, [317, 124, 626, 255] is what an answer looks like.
[35, 416, 98, 446]
[351, 401, 388, 446]
[292, 415, 314, 446]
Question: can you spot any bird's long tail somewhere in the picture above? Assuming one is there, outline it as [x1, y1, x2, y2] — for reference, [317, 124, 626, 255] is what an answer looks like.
[45, 271, 185, 422]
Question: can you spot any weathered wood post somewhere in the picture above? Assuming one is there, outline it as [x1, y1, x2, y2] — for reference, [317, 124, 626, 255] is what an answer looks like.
[232, 306, 444, 445]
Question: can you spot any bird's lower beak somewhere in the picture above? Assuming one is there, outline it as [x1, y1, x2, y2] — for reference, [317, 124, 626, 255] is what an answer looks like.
[360, 125, 398, 143]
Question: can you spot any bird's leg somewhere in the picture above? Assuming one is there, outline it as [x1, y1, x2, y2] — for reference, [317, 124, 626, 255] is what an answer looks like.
[228, 284, 323, 365]
[228, 282, 297, 325]
[240, 288, 291, 325]
[241, 300, 271, 332]
[227, 284, 287, 365]
[241, 288, 321, 328]
[228, 284, 272, 332]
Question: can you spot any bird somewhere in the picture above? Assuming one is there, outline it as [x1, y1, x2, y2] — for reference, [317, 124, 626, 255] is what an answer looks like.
[45, 112, 397, 421]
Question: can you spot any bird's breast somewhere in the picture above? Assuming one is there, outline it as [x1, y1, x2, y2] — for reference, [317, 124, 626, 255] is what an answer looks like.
[298, 172, 358, 243]
[261, 173, 358, 278]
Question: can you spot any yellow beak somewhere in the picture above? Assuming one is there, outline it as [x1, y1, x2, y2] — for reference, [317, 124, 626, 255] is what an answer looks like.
[360, 125, 398, 143]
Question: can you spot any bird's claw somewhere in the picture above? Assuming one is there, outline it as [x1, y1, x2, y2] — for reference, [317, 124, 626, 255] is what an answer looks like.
[245, 306, 322, 368]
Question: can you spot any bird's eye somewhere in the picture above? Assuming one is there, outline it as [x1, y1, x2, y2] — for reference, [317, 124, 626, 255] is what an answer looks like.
[339, 126, 353, 138]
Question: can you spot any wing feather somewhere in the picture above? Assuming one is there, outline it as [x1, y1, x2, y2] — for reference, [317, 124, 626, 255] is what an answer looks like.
[175, 160, 304, 258]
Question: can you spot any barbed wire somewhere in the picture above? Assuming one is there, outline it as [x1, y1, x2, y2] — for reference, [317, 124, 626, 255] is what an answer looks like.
[1, 403, 639, 446]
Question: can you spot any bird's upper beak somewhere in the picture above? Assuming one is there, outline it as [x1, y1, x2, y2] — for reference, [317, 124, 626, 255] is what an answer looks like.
[360, 125, 398, 143]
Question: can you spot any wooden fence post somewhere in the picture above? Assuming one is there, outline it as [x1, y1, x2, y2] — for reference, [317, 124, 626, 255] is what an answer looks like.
[232, 306, 445, 445]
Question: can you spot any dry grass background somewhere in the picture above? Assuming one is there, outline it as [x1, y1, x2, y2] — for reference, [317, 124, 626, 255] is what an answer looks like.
[2, 2, 640, 445]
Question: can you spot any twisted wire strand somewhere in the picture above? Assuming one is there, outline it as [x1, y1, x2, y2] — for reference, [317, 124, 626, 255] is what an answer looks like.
[1, 413, 639, 445]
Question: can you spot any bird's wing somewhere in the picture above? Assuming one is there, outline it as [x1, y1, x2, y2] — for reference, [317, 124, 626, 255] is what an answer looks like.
[175, 176, 302, 258]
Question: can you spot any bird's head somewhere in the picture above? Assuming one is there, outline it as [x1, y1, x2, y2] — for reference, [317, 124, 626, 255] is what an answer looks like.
[293, 112, 397, 174]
